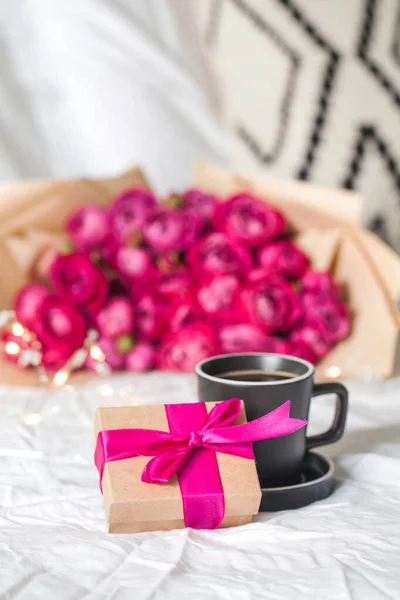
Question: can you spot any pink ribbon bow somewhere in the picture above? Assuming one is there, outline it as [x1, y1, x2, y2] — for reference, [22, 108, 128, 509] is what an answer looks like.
[95, 399, 307, 529]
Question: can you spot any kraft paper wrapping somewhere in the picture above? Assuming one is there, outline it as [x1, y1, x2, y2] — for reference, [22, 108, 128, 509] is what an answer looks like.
[95, 402, 261, 534]
[0, 163, 398, 384]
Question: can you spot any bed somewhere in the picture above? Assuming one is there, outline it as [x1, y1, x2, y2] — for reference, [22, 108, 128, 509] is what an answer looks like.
[1, 373, 399, 599]
[0, 2, 399, 597]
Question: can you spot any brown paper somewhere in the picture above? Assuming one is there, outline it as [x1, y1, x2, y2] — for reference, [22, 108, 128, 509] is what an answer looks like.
[294, 229, 342, 273]
[193, 161, 363, 230]
[0, 168, 149, 238]
[95, 402, 262, 534]
[0, 162, 399, 383]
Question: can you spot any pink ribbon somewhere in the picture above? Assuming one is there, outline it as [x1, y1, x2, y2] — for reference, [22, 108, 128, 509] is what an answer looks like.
[95, 399, 307, 529]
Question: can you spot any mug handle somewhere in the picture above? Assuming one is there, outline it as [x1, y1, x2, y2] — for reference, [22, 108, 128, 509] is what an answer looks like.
[306, 382, 348, 450]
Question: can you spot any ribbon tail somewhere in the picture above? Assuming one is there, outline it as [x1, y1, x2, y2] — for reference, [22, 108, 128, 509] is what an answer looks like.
[202, 401, 307, 447]
[141, 445, 193, 483]
[94, 428, 187, 491]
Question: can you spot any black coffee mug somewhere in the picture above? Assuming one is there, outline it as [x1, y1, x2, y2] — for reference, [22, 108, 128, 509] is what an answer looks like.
[195, 353, 348, 486]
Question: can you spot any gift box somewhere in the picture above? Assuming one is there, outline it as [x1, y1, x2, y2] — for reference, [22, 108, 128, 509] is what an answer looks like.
[95, 400, 262, 533]
[0, 162, 399, 383]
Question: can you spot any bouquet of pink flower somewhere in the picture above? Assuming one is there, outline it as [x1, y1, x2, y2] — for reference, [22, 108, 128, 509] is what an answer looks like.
[2, 187, 351, 378]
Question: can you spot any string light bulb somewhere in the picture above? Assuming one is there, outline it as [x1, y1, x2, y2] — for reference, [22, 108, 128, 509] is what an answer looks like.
[12, 322, 25, 336]
[327, 365, 342, 378]
[0, 310, 110, 386]
[53, 369, 70, 386]
[90, 345, 105, 362]
[5, 341, 20, 355]
[22, 413, 41, 425]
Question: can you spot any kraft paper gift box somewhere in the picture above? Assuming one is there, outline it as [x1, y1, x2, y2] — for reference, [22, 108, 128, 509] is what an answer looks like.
[95, 401, 262, 534]
[0, 162, 399, 383]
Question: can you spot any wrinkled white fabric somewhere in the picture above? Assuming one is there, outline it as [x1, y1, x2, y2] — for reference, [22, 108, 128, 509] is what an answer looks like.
[0, 373, 399, 599]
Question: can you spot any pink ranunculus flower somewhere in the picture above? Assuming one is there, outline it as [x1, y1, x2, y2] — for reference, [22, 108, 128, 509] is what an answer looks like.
[34, 295, 87, 370]
[99, 234, 122, 264]
[197, 274, 240, 318]
[269, 337, 292, 356]
[182, 189, 219, 224]
[51, 253, 108, 314]
[239, 275, 301, 333]
[286, 341, 316, 364]
[114, 246, 153, 281]
[167, 296, 202, 332]
[109, 188, 157, 240]
[213, 193, 286, 247]
[157, 324, 219, 372]
[179, 209, 203, 247]
[95, 297, 135, 339]
[247, 268, 275, 284]
[290, 326, 332, 359]
[258, 240, 310, 280]
[157, 269, 194, 299]
[125, 341, 156, 372]
[217, 322, 272, 353]
[301, 270, 339, 298]
[144, 208, 201, 252]
[129, 269, 161, 301]
[187, 233, 252, 276]
[15, 284, 50, 330]
[301, 292, 350, 344]
[136, 294, 167, 341]
[67, 204, 110, 252]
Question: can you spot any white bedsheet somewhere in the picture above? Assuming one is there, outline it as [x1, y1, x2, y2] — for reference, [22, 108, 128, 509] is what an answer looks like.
[1, 374, 399, 599]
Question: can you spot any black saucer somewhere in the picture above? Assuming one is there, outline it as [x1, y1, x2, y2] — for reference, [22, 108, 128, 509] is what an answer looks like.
[259, 451, 335, 512]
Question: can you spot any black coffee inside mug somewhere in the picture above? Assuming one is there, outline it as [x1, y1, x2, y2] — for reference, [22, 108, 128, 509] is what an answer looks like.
[196, 353, 348, 487]
[216, 369, 297, 383]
